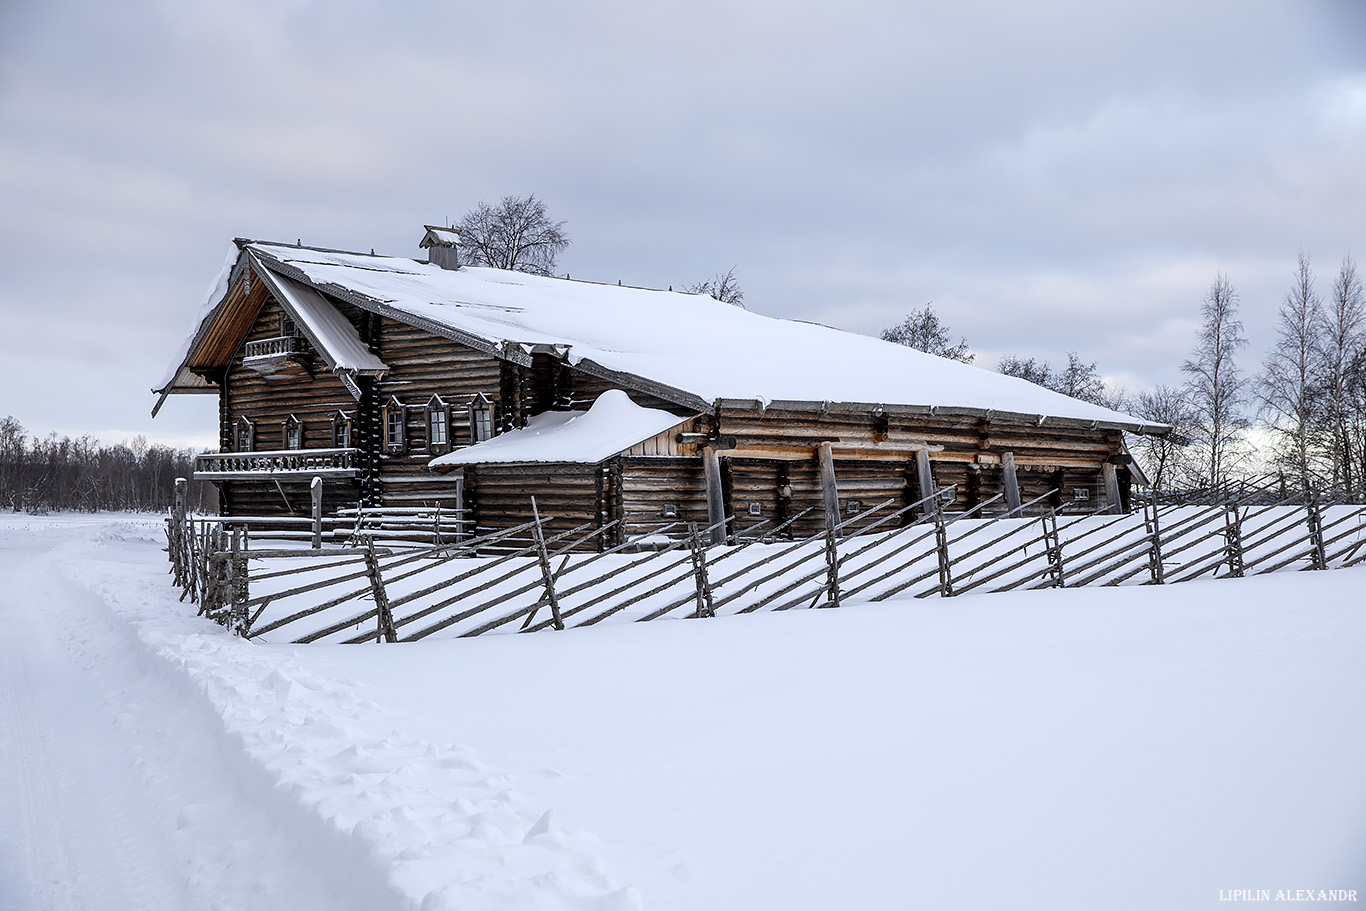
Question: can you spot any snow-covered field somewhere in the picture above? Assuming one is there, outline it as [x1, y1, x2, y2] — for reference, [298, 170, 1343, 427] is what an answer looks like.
[2, 513, 1363, 910]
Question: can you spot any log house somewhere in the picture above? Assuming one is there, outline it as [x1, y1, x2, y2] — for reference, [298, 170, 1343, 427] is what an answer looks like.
[154, 228, 1165, 546]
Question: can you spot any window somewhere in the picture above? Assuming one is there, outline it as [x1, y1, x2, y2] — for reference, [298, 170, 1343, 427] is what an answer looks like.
[748, 502, 763, 516]
[283, 415, 303, 450]
[1073, 488, 1090, 501]
[234, 416, 254, 452]
[469, 394, 493, 444]
[331, 411, 352, 449]
[383, 398, 406, 452]
[280, 316, 298, 337]
[427, 396, 450, 453]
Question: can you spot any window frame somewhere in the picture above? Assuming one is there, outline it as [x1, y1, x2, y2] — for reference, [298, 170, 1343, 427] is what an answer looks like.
[234, 416, 255, 452]
[426, 395, 450, 454]
[282, 414, 303, 451]
[468, 393, 494, 445]
[330, 411, 352, 449]
[382, 397, 407, 453]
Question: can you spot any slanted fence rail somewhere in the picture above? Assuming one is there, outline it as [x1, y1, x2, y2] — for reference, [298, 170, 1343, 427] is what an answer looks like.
[164, 479, 1366, 645]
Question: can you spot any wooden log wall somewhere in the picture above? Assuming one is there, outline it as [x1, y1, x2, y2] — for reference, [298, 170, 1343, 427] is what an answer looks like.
[715, 405, 1124, 517]
[373, 316, 502, 509]
[220, 477, 356, 518]
[620, 457, 709, 538]
[466, 464, 600, 548]
[569, 369, 696, 415]
[221, 298, 361, 517]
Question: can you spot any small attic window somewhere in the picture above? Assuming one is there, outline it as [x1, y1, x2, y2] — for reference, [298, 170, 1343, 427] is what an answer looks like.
[234, 416, 255, 452]
[427, 395, 450, 454]
[280, 316, 297, 338]
[283, 415, 303, 450]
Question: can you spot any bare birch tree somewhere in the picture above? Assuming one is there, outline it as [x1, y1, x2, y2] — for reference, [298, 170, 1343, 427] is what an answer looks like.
[456, 195, 570, 276]
[1258, 253, 1325, 491]
[1181, 274, 1250, 490]
[1316, 254, 1365, 488]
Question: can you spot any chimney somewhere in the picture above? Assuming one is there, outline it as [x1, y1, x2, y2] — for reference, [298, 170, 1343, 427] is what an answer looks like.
[420, 225, 461, 270]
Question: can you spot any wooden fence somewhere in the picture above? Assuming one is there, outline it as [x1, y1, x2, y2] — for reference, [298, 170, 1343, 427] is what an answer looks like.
[164, 480, 1366, 645]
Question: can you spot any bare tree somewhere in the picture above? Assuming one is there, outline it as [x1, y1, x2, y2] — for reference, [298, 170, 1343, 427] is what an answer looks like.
[998, 351, 1119, 408]
[455, 195, 570, 276]
[997, 354, 1051, 387]
[686, 267, 745, 308]
[1316, 254, 1365, 488]
[1181, 274, 1250, 490]
[1129, 383, 1198, 491]
[1258, 252, 1325, 491]
[881, 305, 973, 363]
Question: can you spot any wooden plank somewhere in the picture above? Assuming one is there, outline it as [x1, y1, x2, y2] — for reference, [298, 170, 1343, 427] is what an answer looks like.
[818, 442, 840, 535]
[703, 447, 726, 545]
[1002, 451, 1022, 516]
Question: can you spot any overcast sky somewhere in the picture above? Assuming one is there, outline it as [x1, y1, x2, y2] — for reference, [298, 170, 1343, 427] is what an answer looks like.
[2, 0, 1364, 449]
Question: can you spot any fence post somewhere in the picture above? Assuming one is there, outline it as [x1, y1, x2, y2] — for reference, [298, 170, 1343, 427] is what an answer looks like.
[228, 526, 249, 634]
[1042, 510, 1066, 588]
[530, 497, 565, 630]
[1307, 496, 1327, 570]
[934, 512, 954, 597]
[363, 538, 397, 642]
[821, 524, 842, 607]
[311, 476, 323, 550]
[1146, 500, 1165, 584]
[687, 523, 716, 617]
[1222, 503, 1245, 578]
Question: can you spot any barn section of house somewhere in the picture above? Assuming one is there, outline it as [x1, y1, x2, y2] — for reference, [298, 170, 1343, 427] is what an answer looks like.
[153, 229, 1165, 545]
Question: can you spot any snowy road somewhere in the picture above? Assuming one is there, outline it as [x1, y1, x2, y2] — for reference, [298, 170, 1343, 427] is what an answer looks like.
[0, 519, 368, 911]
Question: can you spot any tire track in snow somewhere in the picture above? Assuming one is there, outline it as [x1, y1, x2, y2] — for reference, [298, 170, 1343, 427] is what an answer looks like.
[0, 534, 382, 911]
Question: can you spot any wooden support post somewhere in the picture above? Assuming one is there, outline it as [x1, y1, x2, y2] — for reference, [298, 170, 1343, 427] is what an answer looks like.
[364, 538, 397, 642]
[818, 442, 841, 537]
[1002, 452, 1022, 517]
[916, 449, 936, 520]
[1102, 463, 1122, 515]
[703, 447, 727, 546]
[531, 497, 565, 630]
[310, 476, 323, 550]
[687, 523, 716, 618]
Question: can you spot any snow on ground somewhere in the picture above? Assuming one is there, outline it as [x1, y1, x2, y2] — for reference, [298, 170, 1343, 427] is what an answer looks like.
[3, 513, 1364, 910]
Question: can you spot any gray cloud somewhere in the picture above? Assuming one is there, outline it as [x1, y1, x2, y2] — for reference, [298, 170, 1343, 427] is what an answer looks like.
[0, 0, 1362, 445]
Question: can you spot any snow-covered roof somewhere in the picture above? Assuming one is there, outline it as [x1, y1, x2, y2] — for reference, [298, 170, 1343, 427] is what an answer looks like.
[158, 237, 1163, 431]
[254, 264, 388, 374]
[430, 390, 691, 468]
[420, 226, 461, 248]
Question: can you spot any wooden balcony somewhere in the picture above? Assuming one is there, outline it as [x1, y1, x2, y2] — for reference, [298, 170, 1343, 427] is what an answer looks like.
[195, 448, 359, 481]
[242, 335, 313, 383]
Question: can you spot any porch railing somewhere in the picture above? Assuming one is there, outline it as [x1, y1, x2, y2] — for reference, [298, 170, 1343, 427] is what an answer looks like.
[194, 447, 360, 480]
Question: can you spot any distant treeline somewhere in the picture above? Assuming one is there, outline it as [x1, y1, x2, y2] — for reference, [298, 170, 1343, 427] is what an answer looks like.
[0, 416, 217, 514]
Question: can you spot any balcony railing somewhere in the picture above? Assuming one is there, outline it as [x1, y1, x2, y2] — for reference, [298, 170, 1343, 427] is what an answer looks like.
[195, 447, 359, 480]
[244, 335, 306, 359]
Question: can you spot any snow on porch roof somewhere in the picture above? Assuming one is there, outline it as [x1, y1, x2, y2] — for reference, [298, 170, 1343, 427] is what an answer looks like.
[429, 390, 691, 468]
[242, 240, 1159, 431]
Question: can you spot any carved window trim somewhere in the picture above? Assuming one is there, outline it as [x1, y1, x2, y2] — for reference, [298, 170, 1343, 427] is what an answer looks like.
[282, 414, 304, 450]
[468, 393, 494, 445]
[382, 396, 407, 453]
[331, 410, 352, 449]
[234, 416, 255, 452]
[427, 395, 450, 454]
